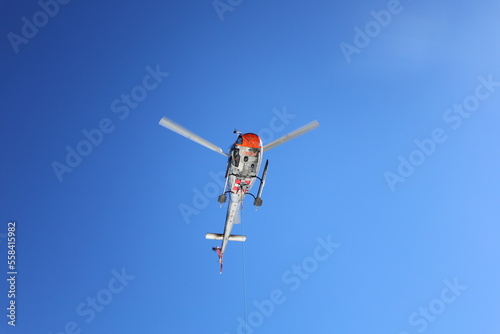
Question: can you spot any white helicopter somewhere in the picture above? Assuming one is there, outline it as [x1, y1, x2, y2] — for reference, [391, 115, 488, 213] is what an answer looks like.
[159, 116, 319, 273]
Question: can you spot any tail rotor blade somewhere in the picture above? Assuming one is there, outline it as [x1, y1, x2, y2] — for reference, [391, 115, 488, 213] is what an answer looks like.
[262, 120, 319, 152]
[159, 117, 228, 156]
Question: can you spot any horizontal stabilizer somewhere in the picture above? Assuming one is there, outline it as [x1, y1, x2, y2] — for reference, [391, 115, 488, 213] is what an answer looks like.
[206, 233, 247, 242]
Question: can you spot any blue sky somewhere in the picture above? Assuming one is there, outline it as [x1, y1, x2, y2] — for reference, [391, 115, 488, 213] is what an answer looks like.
[2, 0, 500, 333]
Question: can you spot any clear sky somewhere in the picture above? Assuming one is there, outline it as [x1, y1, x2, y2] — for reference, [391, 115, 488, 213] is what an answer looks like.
[2, 0, 500, 333]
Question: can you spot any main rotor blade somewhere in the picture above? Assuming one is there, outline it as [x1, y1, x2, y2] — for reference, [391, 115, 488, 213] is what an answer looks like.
[159, 117, 228, 156]
[262, 120, 319, 152]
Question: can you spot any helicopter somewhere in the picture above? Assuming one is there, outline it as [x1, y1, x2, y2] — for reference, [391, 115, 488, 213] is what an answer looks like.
[159, 116, 319, 273]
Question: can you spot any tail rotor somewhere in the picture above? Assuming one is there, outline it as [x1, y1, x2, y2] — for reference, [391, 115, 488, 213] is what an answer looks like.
[212, 246, 223, 274]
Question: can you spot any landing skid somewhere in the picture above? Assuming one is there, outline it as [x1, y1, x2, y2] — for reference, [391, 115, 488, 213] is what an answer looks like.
[250, 159, 268, 208]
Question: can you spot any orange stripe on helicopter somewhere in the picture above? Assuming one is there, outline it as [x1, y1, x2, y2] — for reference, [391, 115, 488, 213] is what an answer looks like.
[232, 179, 251, 192]
[238, 133, 261, 148]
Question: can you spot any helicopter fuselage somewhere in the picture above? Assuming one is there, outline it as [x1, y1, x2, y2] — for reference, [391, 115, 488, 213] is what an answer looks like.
[219, 133, 263, 257]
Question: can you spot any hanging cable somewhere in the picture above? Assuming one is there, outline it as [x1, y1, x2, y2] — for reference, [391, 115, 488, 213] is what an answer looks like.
[240, 201, 249, 333]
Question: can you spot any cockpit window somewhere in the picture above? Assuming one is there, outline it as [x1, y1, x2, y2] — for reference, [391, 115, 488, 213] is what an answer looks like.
[231, 149, 240, 167]
[236, 136, 243, 145]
